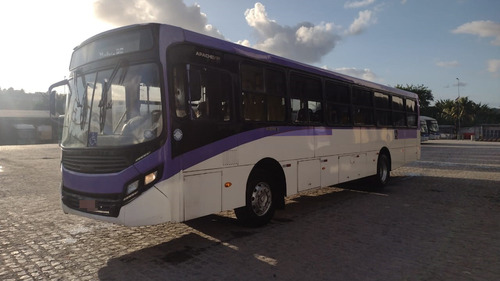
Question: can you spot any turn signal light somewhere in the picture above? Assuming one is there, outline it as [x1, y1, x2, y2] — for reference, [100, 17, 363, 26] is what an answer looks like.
[145, 171, 158, 186]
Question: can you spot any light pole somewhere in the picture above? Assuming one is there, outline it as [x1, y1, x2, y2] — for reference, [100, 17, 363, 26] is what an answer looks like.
[456, 78, 460, 139]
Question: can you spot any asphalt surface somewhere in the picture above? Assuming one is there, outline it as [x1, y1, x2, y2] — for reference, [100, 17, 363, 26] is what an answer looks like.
[1, 140, 499, 280]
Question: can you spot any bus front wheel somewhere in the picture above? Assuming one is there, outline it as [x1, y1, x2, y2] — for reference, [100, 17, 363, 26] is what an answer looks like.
[235, 173, 276, 227]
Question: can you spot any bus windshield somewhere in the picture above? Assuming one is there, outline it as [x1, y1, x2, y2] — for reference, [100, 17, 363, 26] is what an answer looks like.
[428, 120, 439, 134]
[62, 62, 162, 148]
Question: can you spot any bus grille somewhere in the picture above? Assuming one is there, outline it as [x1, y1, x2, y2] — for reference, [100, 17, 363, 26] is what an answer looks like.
[62, 187, 122, 217]
[62, 153, 130, 174]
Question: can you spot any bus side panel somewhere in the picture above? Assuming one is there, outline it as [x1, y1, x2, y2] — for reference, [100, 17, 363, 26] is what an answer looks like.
[283, 161, 298, 197]
[298, 159, 321, 191]
[339, 153, 366, 182]
[315, 128, 360, 157]
[405, 137, 420, 163]
[221, 166, 251, 211]
[320, 156, 339, 187]
[155, 175, 184, 222]
[389, 129, 406, 170]
[183, 172, 222, 221]
[360, 128, 390, 152]
[238, 135, 314, 165]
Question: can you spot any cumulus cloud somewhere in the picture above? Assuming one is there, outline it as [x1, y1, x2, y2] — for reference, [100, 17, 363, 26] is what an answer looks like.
[452, 20, 500, 46]
[93, 0, 224, 39]
[436, 60, 460, 68]
[93, 1, 379, 65]
[344, 0, 376, 9]
[346, 10, 376, 35]
[242, 3, 342, 63]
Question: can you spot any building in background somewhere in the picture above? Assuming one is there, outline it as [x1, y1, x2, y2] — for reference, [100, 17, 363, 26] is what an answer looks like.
[0, 110, 58, 145]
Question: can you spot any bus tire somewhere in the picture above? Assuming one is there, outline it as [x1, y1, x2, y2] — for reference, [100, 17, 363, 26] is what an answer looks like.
[235, 172, 276, 227]
[373, 153, 390, 189]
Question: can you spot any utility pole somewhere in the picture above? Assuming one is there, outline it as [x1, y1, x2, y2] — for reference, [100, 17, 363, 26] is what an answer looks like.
[456, 78, 460, 139]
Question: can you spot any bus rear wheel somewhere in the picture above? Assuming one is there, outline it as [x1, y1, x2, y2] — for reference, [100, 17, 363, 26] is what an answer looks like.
[373, 153, 390, 189]
[235, 173, 276, 227]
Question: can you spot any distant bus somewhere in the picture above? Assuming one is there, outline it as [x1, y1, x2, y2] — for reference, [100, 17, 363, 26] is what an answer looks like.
[420, 116, 439, 140]
[420, 119, 429, 142]
[49, 23, 420, 226]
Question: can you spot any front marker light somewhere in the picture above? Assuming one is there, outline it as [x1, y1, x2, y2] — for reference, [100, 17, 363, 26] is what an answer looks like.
[144, 170, 158, 186]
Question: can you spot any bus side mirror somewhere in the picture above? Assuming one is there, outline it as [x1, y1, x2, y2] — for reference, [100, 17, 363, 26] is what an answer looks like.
[49, 91, 56, 116]
[48, 79, 70, 118]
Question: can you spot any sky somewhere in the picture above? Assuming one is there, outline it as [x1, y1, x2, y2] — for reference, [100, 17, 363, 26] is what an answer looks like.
[0, 0, 499, 107]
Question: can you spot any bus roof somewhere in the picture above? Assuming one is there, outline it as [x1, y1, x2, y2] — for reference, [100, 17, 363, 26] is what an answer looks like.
[420, 116, 437, 121]
[74, 23, 418, 100]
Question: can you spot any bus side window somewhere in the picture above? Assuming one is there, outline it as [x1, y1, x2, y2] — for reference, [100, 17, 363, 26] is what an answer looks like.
[240, 64, 285, 122]
[374, 92, 391, 127]
[325, 81, 351, 126]
[352, 87, 374, 126]
[392, 96, 406, 127]
[406, 99, 417, 127]
[290, 73, 322, 123]
[189, 66, 232, 122]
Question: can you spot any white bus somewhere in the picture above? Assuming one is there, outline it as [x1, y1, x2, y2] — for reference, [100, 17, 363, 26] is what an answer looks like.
[420, 116, 439, 140]
[49, 23, 420, 226]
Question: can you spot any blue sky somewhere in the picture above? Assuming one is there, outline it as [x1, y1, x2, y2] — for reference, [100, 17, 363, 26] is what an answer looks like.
[1, 0, 499, 107]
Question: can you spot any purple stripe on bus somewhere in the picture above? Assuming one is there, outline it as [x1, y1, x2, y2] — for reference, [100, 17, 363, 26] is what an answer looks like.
[163, 126, 332, 178]
[396, 129, 418, 139]
[162, 126, 418, 181]
[63, 165, 139, 194]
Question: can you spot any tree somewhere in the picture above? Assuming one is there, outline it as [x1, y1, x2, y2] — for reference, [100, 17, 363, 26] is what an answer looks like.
[435, 97, 486, 138]
[395, 84, 434, 115]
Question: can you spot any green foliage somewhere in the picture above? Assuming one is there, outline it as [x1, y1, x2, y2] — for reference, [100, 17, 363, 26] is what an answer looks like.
[435, 97, 500, 128]
[395, 84, 434, 112]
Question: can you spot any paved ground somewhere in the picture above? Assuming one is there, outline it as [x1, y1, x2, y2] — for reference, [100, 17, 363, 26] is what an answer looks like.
[1, 140, 499, 280]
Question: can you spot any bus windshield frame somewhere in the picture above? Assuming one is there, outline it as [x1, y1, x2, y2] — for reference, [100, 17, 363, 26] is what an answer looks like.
[61, 61, 163, 148]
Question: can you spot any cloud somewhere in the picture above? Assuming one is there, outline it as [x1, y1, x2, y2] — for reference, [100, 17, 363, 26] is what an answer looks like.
[436, 60, 460, 68]
[93, 0, 224, 39]
[488, 59, 500, 76]
[344, 0, 376, 9]
[327, 67, 379, 82]
[346, 10, 376, 35]
[452, 20, 500, 46]
[93, 1, 377, 65]
[243, 3, 342, 63]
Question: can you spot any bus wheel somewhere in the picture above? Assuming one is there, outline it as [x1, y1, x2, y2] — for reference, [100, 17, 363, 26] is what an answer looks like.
[373, 153, 390, 189]
[235, 174, 275, 227]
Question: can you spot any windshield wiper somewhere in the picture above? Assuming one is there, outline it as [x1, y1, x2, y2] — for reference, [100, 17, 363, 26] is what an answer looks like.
[79, 74, 89, 130]
[98, 60, 126, 132]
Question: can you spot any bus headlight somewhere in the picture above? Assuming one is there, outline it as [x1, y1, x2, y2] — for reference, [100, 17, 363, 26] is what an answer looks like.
[126, 180, 140, 196]
[123, 166, 162, 204]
